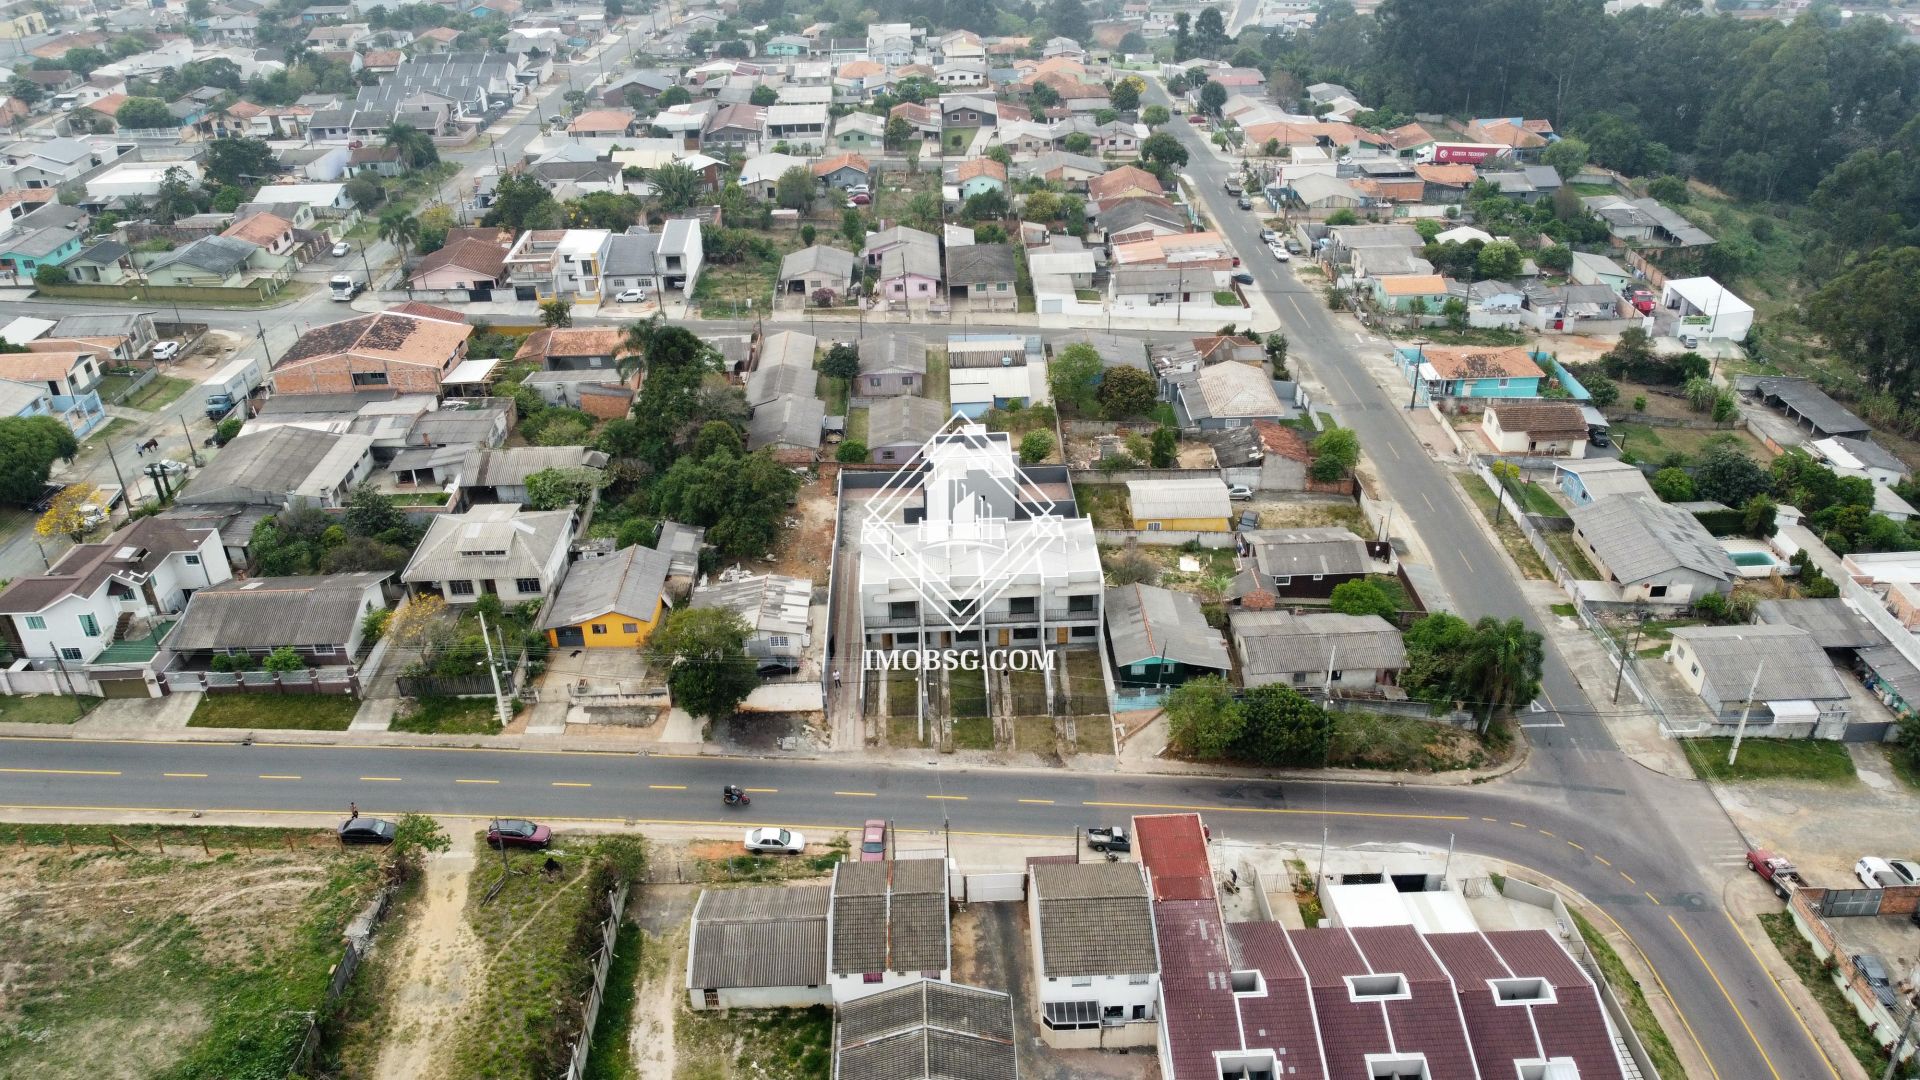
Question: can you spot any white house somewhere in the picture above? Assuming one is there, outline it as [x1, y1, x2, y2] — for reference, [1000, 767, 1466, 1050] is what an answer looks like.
[827, 858, 950, 1003]
[0, 517, 231, 664]
[685, 883, 832, 1010]
[1029, 861, 1160, 1049]
[399, 504, 575, 606]
[1661, 276, 1753, 342]
[1480, 401, 1589, 458]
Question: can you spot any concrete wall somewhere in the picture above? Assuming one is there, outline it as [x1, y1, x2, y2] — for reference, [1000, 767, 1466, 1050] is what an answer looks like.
[685, 984, 833, 1011]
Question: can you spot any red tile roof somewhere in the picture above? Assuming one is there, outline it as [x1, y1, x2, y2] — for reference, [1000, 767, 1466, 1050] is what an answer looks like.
[1351, 925, 1480, 1078]
[1291, 928, 1395, 1075]
[1133, 812, 1212, 900]
[1153, 898, 1237, 1080]
[1252, 419, 1312, 463]
[1226, 923, 1328, 1077]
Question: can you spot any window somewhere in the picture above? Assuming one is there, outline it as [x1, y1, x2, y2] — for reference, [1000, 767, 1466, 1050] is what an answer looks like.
[1071, 975, 1092, 987]
[622, 623, 638, 634]
[1008, 596, 1035, 615]
[1068, 595, 1095, 613]
[1347, 973, 1410, 1002]
[770, 635, 790, 648]
[1365, 1053, 1429, 1080]
[516, 578, 541, 593]
[25, 615, 45, 630]
[79, 613, 99, 637]
[1292, 672, 1308, 685]
[902, 376, 913, 385]
[1490, 977, 1555, 1005]
[591, 623, 607, 635]
[1648, 585, 1668, 598]
[1013, 627, 1038, 640]
[1071, 626, 1095, 639]
[1690, 663, 1699, 676]
[314, 644, 337, 656]
[863, 972, 883, 984]
[950, 598, 979, 619]
[1043, 1001, 1100, 1030]
[869, 377, 881, 387]
[881, 450, 895, 460]
[352, 371, 389, 386]
[448, 580, 475, 595]
[60, 647, 83, 661]
[1330, 670, 1343, 681]
[1147, 521, 1162, 531]
[1131, 1003, 1148, 1019]
[1130, 973, 1150, 985]
[184, 554, 201, 565]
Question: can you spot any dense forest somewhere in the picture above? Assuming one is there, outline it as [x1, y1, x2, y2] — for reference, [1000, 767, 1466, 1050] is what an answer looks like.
[1278, 0, 1920, 420]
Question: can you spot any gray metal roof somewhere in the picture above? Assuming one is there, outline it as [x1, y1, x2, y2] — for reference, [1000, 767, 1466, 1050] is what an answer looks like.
[150, 234, 258, 275]
[1032, 861, 1157, 977]
[944, 242, 1016, 286]
[1859, 644, 1920, 706]
[881, 241, 942, 281]
[1555, 458, 1654, 500]
[163, 572, 388, 651]
[779, 243, 859, 282]
[863, 332, 927, 377]
[1231, 610, 1406, 681]
[657, 520, 706, 577]
[867, 394, 947, 449]
[1835, 436, 1907, 475]
[687, 884, 829, 989]
[830, 859, 947, 975]
[1567, 495, 1734, 585]
[746, 362, 818, 406]
[1752, 598, 1884, 651]
[457, 446, 606, 488]
[1103, 584, 1230, 670]
[179, 426, 366, 507]
[1245, 527, 1373, 579]
[601, 229, 659, 276]
[1127, 478, 1230, 522]
[835, 980, 1016, 1080]
[539, 544, 670, 629]
[747, 392, 825, 451]
[1670, 624, 1850, 703]
[401, 504, 573, 585]
[1741, 376, 1870, 438]
[690, 571, 810, 637]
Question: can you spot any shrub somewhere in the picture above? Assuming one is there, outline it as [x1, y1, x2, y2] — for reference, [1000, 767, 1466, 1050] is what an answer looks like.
[835, 440, 868, 463]
[1019, 430, 1055, 464]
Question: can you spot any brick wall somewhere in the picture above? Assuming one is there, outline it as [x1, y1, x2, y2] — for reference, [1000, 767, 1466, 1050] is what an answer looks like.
[577, 384, 633, 420]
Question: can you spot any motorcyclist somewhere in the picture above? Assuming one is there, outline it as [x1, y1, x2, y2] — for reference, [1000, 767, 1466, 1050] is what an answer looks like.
[722, 784, 745, 804]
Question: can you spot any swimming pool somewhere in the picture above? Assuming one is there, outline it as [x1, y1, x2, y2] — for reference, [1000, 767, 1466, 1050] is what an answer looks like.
[1729, 551, 1776, 567]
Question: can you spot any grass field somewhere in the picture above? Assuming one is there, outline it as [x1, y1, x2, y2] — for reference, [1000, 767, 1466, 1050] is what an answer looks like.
[1502, 477, 1566, 517]
[1072, 484, 1131, 529]
[0, 694, 97, 723]
[1326, 712, 1498, 772]
[1884, 745, 1920, 792]
[950, 667, 989, 718]
[951, 714, 994, 750]
[1759, 912, 1892, 1078]
[187, 692, 358, 730]
[1543, 531, 1602, 579]
[1457, 477, 1553, 580]
[925, 351, 950, 406]
[1570, 909, 1687, 1080]
[676, 1004, 832, 1080]
[1013, 713, 1056, 752]
[0, 826, 383, 1080]
[95, 373, 195, 411]
[1611, 422, 1769, 466]
[1682, 736, 1857, 784]
[389, 696, 502, 735]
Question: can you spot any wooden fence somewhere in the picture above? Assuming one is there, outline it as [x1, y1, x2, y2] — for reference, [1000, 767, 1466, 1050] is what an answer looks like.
[290, 883, 396, 1075]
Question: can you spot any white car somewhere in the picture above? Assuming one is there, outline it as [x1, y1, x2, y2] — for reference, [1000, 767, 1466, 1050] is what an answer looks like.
[1269, 244, 1290, 262]
[846, 183, 870, 195]
[1855, 856, 1902, 889]
[151, 459, 188, 476]
[331, 241, 351, 258]
[615, 288, 648, 303]
[1888, 858, 1920, 885]
[151, 341, 181, 361]
[744, 827, 806, 855]
[1227, 484, 1254, 500]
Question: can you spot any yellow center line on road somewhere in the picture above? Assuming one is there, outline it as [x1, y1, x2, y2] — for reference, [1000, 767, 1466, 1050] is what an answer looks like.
[454, 778, 498, 785]
[1537, 830, 1554, 838]
[744, 788, 778, 793]
[835, 791, 878, 797]
[1593, 854, 1612, 866]
[0, 767, 121, 776]
[1510, 821, 1529, 828]
[552, 782, 591, 788]
[162, 772, 207, 778]
[1018, 798, 1055, 805]
[1646, 892, 1661, 906]
[1620, 870, 1637, 886]
[360, 776, 403, 782]
[925, 794, 968, 801]
[1081, 799, 1469, 822]
[1721, 909, 1844, 1080]
[1566, 840, 1584, 851]
[258, 774, 301, 781]
[1669, 913, 1782, 1080]
[649, 784, 686, 790]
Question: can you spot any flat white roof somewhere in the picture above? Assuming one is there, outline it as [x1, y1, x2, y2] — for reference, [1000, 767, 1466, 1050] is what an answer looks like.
[0, 316, 55, 343]
[1662, 276, 1753, 317]
[444, 358, 499, 385]
[1324, 882, 1411, 928]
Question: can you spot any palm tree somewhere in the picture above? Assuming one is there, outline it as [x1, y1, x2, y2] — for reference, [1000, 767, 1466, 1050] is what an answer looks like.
[378, 209, 421, 261]
[646, 163, 702, 213]
[1461, 617, 1544, 733]
[618, 317, 662, 379]
[381, 122, 438, 171]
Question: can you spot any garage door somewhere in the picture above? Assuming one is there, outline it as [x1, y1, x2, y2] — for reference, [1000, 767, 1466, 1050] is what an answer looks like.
[554, 626, 585, 647]
[96, 675, 153, 699]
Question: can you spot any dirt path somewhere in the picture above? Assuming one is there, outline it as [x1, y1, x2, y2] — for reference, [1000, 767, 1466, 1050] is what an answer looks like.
[627, 923, 684, 1078]
[372, 830, 483, 1080]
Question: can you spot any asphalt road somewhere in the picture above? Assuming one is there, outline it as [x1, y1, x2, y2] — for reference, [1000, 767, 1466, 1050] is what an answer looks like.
[1145, 81, 1837, 1080]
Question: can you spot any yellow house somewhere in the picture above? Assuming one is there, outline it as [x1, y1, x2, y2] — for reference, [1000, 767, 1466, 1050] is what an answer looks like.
[539, 544, 672, 648]
[0, 10, 49, 38]
[1126, 477, 1233, 533]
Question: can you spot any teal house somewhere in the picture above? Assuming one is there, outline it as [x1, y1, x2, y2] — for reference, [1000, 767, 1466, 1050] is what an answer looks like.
[0, 204, 88, 281]
[764, 34, 809, 57]
[1371, 272, 1450, 313]
[1397, 344, 1548, 404]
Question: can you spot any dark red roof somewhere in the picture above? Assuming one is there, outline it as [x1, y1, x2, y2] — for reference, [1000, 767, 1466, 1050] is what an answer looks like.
[1226, 923, 1327, 1077]
[1290, 928, 1393, 1076]
[1153, 898, 1237, 1080]
[1485, 931, 1625, 1079]
[1350, 925, 1480, 1078]
[1133, 813, 1212, 901]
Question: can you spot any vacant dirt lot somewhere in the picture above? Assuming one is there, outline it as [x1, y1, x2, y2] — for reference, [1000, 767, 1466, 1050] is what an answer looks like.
[761, 470, 837, 585]
[0, 826, 381, 1080]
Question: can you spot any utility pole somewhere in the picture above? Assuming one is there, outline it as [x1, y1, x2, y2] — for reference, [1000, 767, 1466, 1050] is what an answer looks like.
[1727, 659, 1766, 767]
[1443, 832, 1455, 887]
[1316, 825, 1328, 904]
[478, 610, 510, 726]
[181, 415, 201, 468]
[105, 437, 133, 510]
[1882, 1007, 1917, 1080]
[1611, 610, 1644, 705]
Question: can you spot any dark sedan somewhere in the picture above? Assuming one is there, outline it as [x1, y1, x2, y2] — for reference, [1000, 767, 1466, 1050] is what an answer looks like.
[487, 819, 553, 849]
[338, 818, 397, 845]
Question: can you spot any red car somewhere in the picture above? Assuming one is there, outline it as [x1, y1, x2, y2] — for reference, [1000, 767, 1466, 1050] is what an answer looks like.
[859, 819, 887, 861]
[487, 819, 552, 849]
[1188, 114, 1207, 125]
[846, 192, 872, 206]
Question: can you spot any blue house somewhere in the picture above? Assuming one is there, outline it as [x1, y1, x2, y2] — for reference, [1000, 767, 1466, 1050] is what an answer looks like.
[0, 203, 89, 281]
[1396, 344, 1547, 405]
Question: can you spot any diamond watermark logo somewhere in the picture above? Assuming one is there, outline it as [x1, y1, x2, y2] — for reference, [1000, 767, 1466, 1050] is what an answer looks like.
[860, 414, 1065, 638]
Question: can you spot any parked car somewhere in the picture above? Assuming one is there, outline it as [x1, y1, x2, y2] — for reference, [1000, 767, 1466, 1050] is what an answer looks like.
[1746, 849, 1807, 900]
[1587, 426, 1612, 448]
[1188, 114, 1207, 125]
[331, 240, 351, 258]
[1856, 856, 1903, 889]
[1227, 484, 1253, 500]
[1086, 826, 1130, 852]
[847, 183, 870, 195]
[1853, 953, 1899, 1008]
[1259, 229, 1277, 243]
[150, 340, 181, 362]
[1679, 333, 1699, 349]
[846, 192, 872, 206]
[487, 819, 552, 849]
[615, 287, 648, 303]
[859, 819, 887, 861]
[338, 818, 397, 845]
[1888, 858, 1920, 885]
[1284, 238, 1302, 254]
[1230, 271, 1254, 285]
[744, 827, 806, 854]
[1237, 196, 1252, 210]
[151, 459, 188, 476]
[1269, 244, 1290, 262]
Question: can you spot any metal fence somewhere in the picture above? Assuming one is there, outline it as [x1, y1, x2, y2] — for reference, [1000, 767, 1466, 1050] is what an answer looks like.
[163, 666, 360, 696]
[106, 365, 159, 405]
[560, 881, 630, 1080]
[1819, 887, 1886, 918]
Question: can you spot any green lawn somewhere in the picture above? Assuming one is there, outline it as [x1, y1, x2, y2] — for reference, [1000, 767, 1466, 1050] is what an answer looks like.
[1882, 745, 1920, 792]
[692, 260, 778, 315]
[1073, 715, 1113, 754]
[1502, 478, 1566, 517]
[581, 918, 643, 1080]
[1071, 484, 1132, 529]
[1759, 912, 1896, 1079]
[390, 696, 502, 735]
[1326, 711, 1498, 772]
[676, 1003, 832, 1080]
[950, 667, 989, 718]
[1013, 713, 1055, 752]
[1212, 290, 1239, 306]
[81, 416, 136, 450]
[950, 714, 994, 750]
[111, 375, 194, 412]
[1544, 531, 1602, 579]
[1568, 182, 1619, 196]
[1611, 422, 1769, 467]
[1550, 602, 1579, 617]
[1682, 736, 1857, 784]
[1457, 477, 1553, 580]
[845, 406, 869, 447]
[0, 694, 98, 723]
[925, 351, 950, 407]
[187, 692, 359, 730]
[1571, 910, 1687, 1080]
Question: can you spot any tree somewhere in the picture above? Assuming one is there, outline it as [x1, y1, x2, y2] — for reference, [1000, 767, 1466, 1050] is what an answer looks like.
[647, 607, 759, 721]
[1149, 426, 1178, 468]
[539, 297, 573, 328]
[1097, 365, 1157, 419]
[1684, 376, 1717, 412]
[34, 264, 69, 286]
[749, 84, 779, 107]
[885, 115, 913, 148]
[1019, 430, 1054, 465]
[658, 87, 691, 112]
[1329, 579, 1397, 618]
[115, 97, 174, 130]
[378, 208, 421, 259]
[1309, 427, 1359, 482]
[651, 447, 804, 555]
[35, 482, 103, 542]
[1062, 132, 1093, 154]
[1743, 494, 1779, 539]
[1143, 104, 1170, 126]
[524, 466, 606, 510]
[1651, 467, 1695, 502]
[152, 166, 201, 225]
[1539, 136, 1589, 180]
[1046, 0, 1090, 41]
[1581, 372, 1619, 409]
[841, 207, 865, 247]
[1141, 131, 1188, 170]
[774, 165, 816, 210]
[7, 76, 40, 106]
[836, 440, 869, 463]
[821, 341, 861, 382]
[1048, 342, 1102, 416]
[388, 593, 450, 656]
[261, 646, 305, 673]
[1475, 240, 1523, 281]
[1693, 444, 1770, 506]
[1325, 208, 1358, 226]
[1458, 617, 1544, 731]
[1646, 175, 1689, 205]
[1265, 333, 1289, 376]
[1110, 78, 1141, 112]
[1231, 684, 1332, 766]
[343, 175, 385, 213]
[382, 122, 439, 170]
[482, 172, 559, 231]
[1199, 80, 1228, 116]
[344, 481, 406, 540]
[1165, 676, 1245, 759]
[962, 190, 1009, 221]
[647, 162, 703, 211]
[203, 137, 276, 188]
[0, 415, 79, 505]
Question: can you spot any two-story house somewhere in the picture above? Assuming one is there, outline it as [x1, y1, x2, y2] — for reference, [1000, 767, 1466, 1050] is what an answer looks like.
[503, 228, 612, 303]
[269, 309, 475, 397]
[0, 518, 232, 665]
[1029, 861, 1161, 1048]
[400, 503, 576, 606]
[0, 203, 89, 281]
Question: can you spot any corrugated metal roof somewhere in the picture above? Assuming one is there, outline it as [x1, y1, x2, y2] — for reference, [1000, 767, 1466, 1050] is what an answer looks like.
[687, 884, 829, 989]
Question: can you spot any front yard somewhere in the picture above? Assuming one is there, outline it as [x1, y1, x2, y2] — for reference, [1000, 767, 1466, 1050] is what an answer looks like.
[186, 692, 359, 730]
[1611, 422, 1770, 467]
[0, 694, 98, 723]
[1681, 737, 1858, 784]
